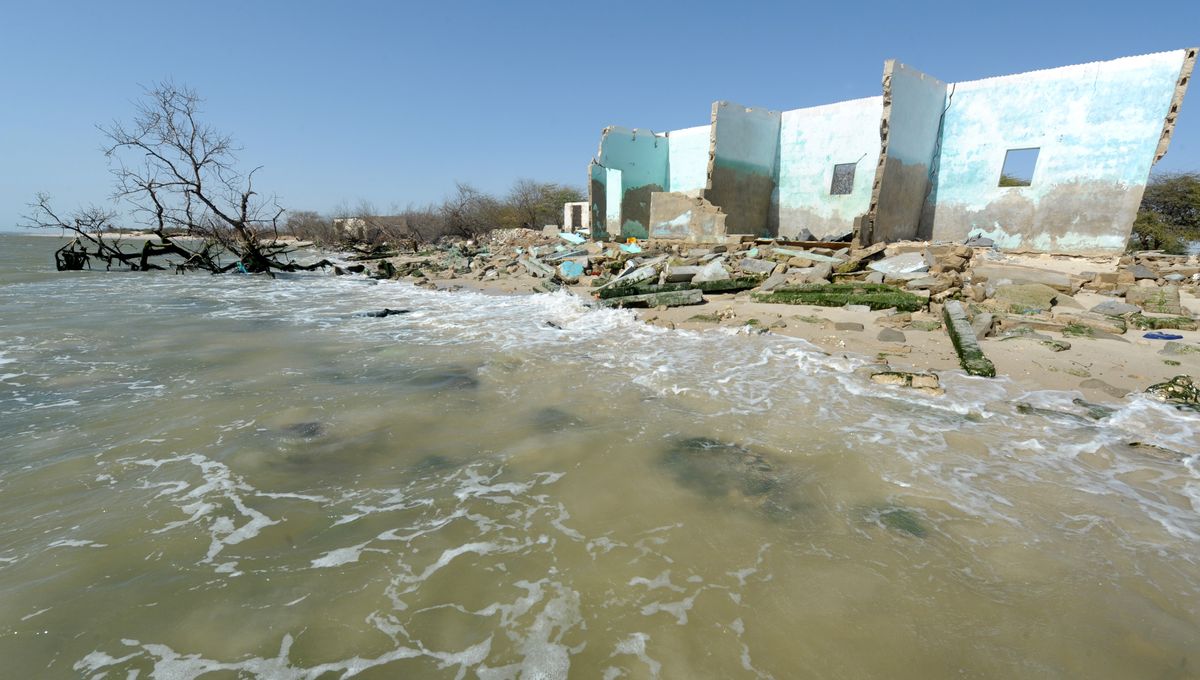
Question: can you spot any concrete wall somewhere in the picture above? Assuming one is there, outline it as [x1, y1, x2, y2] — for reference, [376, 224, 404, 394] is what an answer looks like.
[597, 126, 669, 239]
[704, 102, 781, 235]
[867, 61, 948, 244]
[587, 162, 608, 239]
[588, 162, 623, 239]
[774, 96, 883, 240]
[928, 49, 1194, 253]
[591, 48, 1194, 252]
[562, 201, 590, 231]
[648, 192, 727, 241]
[667, 125, 711, 197]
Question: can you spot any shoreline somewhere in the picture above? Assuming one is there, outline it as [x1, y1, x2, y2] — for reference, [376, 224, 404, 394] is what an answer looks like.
[6, 230, 1197, 406]
[401, 253, 1200, 409]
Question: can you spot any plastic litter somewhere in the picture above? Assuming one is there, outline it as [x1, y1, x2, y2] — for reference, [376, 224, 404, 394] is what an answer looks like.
[1143, 332, 1184, 341]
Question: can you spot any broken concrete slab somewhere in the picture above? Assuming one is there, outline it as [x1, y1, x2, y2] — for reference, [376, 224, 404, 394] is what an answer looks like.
[970, 263, 1076, 293]
[775, 248, 840, 264]
[753, 283, 926, 311]
[1125, 285, 1183, 315]
[1128, 313, 1198, 331]
[738, 258, 777, 275]
[943, 300, 996, 377]
[971, 312, 994, 338]
[1091, 300, 1142, 316]
[870, 370, 943, 396]
[692, 258, 731, 283]
[665, 265, 702, 283]
[759, 271, 789, 292]
[519, 256, 555, 278]
[1129, 263, 1159, 280]
[992, 283, 1060, 314]
[599, 288, 704, 309]
[648, 192, 729, 241]
[868, 252, 929, 276]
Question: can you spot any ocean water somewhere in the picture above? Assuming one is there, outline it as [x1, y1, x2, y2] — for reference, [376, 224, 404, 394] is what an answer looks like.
[0, 233, 1198, 678]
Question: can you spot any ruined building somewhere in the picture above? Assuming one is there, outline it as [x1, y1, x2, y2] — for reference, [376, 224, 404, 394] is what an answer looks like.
[588, 48, 1196, 253]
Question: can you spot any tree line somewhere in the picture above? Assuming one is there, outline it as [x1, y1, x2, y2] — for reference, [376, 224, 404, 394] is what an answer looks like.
[25, 82, 583, 274]
[1130, 172, 1200, 254]
[285, 179, 584, 250]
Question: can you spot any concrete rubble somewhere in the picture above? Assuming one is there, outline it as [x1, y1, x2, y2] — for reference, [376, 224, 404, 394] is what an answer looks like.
[351, 227, 1200, 396]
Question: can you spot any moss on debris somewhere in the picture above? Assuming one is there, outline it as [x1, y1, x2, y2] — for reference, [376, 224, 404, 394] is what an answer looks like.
[752, 283, 925, 312]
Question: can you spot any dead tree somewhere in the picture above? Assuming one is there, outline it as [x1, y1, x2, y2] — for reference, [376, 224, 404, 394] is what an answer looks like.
[25, 82, 330, 275]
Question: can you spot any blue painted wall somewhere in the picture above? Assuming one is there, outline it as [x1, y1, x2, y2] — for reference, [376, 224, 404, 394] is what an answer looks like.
[775, 96, 882, 239]
[929, 49, 1191, 252]
[591, 49, 1192, 251]
[597, 126, 668, 238]
[704, 102, 781, 234]
[666, 125, 711, 196]
[871, 61, 947, 242]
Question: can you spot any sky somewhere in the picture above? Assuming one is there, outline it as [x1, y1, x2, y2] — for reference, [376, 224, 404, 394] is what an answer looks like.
[1, 0, 1198, 230]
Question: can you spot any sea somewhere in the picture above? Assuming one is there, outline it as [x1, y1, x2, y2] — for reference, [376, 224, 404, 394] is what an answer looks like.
[1, 233, 1198, 678]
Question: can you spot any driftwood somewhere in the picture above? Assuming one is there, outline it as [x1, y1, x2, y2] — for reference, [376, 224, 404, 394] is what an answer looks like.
[25, 83, 333, 277]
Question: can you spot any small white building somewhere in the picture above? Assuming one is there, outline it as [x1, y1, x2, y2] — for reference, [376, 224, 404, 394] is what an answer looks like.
[562, 201, 590, 233]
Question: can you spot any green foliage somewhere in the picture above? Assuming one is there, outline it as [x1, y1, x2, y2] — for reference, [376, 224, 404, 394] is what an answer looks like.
[1129, 171, 1200, 253]
[998, 173, 1029, 187]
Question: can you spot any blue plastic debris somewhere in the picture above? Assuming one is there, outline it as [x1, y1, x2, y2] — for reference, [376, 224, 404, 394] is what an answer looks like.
[559, 232, 586, 245]
[619, 243, 642, 254]
[1144, 332, 1184, 340]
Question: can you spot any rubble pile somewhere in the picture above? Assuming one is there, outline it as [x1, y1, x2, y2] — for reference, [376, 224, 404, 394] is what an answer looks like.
[351, 228, 1199, 385]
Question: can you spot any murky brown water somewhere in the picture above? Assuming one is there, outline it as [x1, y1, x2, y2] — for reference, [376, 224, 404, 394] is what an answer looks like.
[1, 234, 1198, 678]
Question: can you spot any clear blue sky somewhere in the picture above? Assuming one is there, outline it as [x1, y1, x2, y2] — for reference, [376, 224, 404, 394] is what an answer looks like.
[1, 0, 1197, 229]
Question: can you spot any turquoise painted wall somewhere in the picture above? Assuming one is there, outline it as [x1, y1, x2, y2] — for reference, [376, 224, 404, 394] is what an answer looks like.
[775, 96, 882, 239]
[597, 127, 668, 237]
[871, 62, 948, 242]
[885, 63, 947, 167]
[706, 103, 781, 233]
[666, 125, 710, 196]
[930, 49, 1189, 251]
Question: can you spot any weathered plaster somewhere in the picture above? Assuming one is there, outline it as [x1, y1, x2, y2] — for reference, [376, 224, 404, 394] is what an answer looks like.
[648, 192, 728, 241]
[597, 126, 668, 237]
[591, 48, 1194, 253]
[774, 96, 883, 240]
[867, 61, 947, 244]
[588, 162, 607, 240]
[1154, 47, 1196, 163]
[929, 49, 1193, 252]
[704, 102, 781, 235]
[667, 125, 711, 197]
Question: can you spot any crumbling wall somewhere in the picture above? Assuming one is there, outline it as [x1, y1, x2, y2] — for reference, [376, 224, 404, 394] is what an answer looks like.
[774, 96, 883, 240]
[588, 162, 609, 240]
[866, 61, 948, 245]
[703, 102, 781, 235]
[928, 49, 1195, 253]
[597, 127, 669, 239]
[667, 125, 711, 197]
[648, 192, 727, 241]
